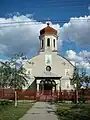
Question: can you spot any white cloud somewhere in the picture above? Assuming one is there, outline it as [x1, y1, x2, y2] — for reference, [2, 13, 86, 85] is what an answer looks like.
[1, 14, 90, 62]
[79, 50, 90, 58]
[0, 44, 7, 54]
[66, 50, 90, 70]
[88, 6, 90, 10]
[61, 16, 90, 45]
[66, 50, 83, 63]
[0, 14, 60, 57]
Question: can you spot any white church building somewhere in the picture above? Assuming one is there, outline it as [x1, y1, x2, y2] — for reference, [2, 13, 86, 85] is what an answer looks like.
[23, 23, 75, 93]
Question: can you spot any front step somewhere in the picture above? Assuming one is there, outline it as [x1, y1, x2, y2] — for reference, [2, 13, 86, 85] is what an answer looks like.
[38, 94, 56, 101]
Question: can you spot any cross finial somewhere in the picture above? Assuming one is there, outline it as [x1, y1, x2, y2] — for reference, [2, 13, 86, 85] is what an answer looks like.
[47, 23, 49, 26]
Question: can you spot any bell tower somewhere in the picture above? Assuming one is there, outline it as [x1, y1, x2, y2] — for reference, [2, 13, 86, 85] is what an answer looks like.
[39, 23, 58, 53]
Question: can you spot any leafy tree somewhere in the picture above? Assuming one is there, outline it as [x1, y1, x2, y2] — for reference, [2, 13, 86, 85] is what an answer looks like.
[0, 61, 11, 98]
[79, 67, 90, 88]
[81, 76, 90, 88]
[9, 66, 28, 89]
[70, 67, 80, 88]
[0, 53, 28, 89]
[0, 62, 11, 88]
[70, 67, 81, 103]
[8, 53, 28, 89]
[0, 54, 28, 106]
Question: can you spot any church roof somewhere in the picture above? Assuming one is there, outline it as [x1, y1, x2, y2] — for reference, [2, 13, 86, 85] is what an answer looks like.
[40, 23, 57, 35]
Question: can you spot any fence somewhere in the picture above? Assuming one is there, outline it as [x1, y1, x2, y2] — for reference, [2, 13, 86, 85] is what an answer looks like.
[0, 88, 90, 102]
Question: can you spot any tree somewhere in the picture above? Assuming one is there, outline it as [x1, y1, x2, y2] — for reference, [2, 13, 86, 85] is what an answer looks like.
[81, 76, 90, 88]
[0, 53, 28, 106]
[0, 61, 11, 87]
[0, 54, 28, 89]
[7, 53, 28, 106]
[79, 67, 90, 88]
[0, 61, 11, 98]
[70, 67, 80, 103]
[70, 67, 80, 88]
[9, 66, 28, 89]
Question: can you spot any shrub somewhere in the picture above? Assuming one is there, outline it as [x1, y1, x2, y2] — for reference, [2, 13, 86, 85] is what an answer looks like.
[78, 96, 86, 103]
[0, 100, 13, 106]
[56, 104, 90, 120]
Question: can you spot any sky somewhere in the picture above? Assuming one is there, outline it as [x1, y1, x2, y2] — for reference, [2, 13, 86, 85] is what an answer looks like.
[0, 0, 90, 74]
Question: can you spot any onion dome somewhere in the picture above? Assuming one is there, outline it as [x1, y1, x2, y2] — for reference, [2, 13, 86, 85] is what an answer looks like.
[40, 23, 57, 35]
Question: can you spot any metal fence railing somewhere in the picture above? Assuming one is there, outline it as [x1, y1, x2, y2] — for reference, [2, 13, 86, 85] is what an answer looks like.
[0, 89, 90, 102]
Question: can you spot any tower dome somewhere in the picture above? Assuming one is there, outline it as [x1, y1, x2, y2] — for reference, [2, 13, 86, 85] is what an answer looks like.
[40, 23, 57, 35]
[39, 23, 58, 53]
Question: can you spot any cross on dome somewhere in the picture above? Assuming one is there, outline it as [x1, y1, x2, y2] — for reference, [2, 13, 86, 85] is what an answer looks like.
[47, 23, 50, 26]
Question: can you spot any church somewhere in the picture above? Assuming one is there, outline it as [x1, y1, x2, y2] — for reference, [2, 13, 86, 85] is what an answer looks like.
[23, 23, 75, 93]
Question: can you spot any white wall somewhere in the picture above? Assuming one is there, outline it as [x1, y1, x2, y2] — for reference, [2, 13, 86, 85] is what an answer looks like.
[23, 52, 74, 90]
[40, 35, 58, 52]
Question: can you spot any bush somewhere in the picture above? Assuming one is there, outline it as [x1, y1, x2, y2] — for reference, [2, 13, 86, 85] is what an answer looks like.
[78, 96, 86, 103]
[0, 100, 13, 106]
[56, 104, 90, 120]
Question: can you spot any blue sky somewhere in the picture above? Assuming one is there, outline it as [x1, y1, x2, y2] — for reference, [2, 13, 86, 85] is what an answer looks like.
[0, 0, 90, 73]
[0, 0, 89, 22]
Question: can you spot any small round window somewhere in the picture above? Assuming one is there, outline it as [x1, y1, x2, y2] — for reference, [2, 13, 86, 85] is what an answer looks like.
[46, 66, 51, 71]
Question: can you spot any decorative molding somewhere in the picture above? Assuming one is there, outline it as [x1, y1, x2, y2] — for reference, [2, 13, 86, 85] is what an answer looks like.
[28, 61, 35, 65]
[62, 62, 66, 65]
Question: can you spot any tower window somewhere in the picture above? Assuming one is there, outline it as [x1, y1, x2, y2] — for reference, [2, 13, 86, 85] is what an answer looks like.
[41, 40, 43, 48]
[47, 38, 50, 47]
[53, 39, 55, 47]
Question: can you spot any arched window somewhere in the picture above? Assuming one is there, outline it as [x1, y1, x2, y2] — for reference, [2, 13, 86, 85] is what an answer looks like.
[47, 38, 50, 47]
[41, 40, 43, 48]
[53, 39, 55, 47]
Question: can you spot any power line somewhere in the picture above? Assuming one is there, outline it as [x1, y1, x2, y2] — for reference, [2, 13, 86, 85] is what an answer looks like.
[25, 0, 88, 8]
[0, 19, 90, 24]
[28, 4, 87, 9]
[44, 0, 88, 2]
[0, 19, 90, 28]
[40, 1, 87, 6]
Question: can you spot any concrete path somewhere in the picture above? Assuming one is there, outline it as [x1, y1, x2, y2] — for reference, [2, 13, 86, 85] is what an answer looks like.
[19, 102, 58, 120]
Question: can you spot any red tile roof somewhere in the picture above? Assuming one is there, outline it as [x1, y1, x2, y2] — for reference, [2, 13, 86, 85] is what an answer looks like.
[40, 23, 57, 35]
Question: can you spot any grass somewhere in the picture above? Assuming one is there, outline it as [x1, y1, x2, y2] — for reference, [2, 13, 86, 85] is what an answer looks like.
[56, 103, 90, 120]
[0, 100, 34, 120]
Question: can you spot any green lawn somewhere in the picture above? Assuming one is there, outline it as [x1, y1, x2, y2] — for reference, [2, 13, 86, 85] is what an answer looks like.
[0, 100, 34, 120]
[56, 103, 90, 120]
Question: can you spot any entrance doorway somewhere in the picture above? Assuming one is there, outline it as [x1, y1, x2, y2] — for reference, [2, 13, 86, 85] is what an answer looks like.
[44, 83, 52, 91]
[39, 79, 56, 95]
[35, 76, 61, 101]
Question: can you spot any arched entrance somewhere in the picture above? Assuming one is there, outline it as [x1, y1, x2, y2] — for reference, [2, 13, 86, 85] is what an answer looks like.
[35, 76, 62, 101]
[39, 79, 56, 95]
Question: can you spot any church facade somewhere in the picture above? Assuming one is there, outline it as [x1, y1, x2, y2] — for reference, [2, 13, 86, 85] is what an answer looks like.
[23, 23, 75, 93]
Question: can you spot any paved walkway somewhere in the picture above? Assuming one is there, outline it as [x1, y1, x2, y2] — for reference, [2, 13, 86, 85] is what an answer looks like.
[19, 102, 58, 120]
